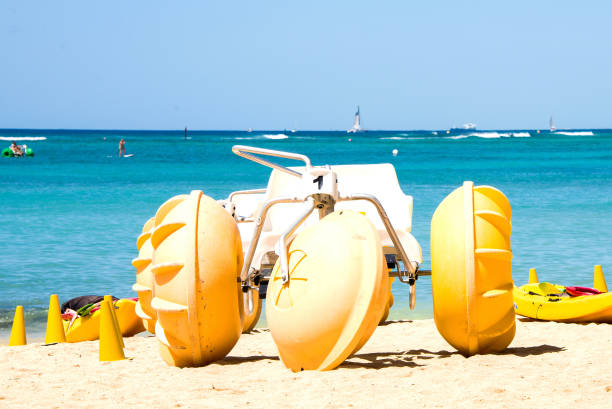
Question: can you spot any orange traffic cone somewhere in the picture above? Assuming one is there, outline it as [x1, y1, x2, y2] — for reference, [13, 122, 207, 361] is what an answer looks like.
[9, 306, 26, 346]
[594, 265, 608, 293]
[103, 295, 124, 348]
[45, 294, 66, 344]
[99, 300, 125, 361]
[528, 268, 539, 284]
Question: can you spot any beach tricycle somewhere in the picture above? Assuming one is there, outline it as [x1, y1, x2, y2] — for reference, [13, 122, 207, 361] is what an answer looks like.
[132, 145, 516, 370]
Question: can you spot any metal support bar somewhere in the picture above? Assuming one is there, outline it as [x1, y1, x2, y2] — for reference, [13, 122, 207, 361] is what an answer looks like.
[232, 145, 311, 178]
[388, 269, 431, 278]
[248, 291, 253, 313]
[279, 197, 317, 283]
[339, 193, 417, 282]
[228, 188, 267, 203]
[239, 195, 305, 282]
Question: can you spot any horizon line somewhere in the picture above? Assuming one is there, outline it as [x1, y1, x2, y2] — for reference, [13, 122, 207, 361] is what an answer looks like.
[1, 127, 611, 132]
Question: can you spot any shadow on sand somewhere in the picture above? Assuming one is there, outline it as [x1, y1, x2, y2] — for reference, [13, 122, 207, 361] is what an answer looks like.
[378, 320, 413, 326]
[340, 349, 452, 369]
[500, 344, 565, 357]
[340, 344, 565, 369]
[218, 355, 280, 365]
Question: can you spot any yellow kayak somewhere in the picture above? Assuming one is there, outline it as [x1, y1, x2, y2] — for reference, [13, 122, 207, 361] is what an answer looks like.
[62, 299, 146, 343]
[513, 282, 612, 323]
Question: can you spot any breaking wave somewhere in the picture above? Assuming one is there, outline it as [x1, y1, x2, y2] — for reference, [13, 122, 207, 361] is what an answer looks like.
[379, 136, 428, 140]
[225, 133, 290, 141]
[472, 132, 504, 138]
[446, 132, 531, 139]
[554, 131, 594, 136]
[0, 136, 47, 141]
[263, 134, 289, 140]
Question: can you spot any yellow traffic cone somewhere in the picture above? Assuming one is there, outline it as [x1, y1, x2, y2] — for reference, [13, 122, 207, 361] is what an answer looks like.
[9, 306, 26, 346]
[528, 268, 539, 284]
[45, 294, 66, 344]
[99, 300, 125, 361]
[104, 295, 124, 348]
[594, 265, 608, 293]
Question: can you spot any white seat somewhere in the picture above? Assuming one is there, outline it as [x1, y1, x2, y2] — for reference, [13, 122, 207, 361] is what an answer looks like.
[231, 192, 266, 254]
[333, 164, 422, 268]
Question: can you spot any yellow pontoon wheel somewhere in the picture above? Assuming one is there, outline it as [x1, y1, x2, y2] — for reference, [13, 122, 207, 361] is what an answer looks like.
[241, 288, 263, 333]
[379, 277, 395, 324]
[266, 210, 386, 371]
[351, 257, 389, 354]
[431, 182, 515, 356]
[150, 191, 244, 367]
[132, 217, 157, 333]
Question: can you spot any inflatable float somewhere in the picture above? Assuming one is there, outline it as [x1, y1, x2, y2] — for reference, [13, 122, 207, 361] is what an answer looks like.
[134, 145, 517, 369]
[514, 266, 611, 323]
[2, 146, 34, 157]
[61, 298, 145, 343]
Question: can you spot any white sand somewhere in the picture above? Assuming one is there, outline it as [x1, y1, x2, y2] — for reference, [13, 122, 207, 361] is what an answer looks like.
[1, 319, 611, 408]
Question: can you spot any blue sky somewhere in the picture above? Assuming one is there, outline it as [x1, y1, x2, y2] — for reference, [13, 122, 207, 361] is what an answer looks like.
[1, 1, 610, 130]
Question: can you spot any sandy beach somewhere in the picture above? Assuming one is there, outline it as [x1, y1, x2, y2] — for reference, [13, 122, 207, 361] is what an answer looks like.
[1, 318, 611, 408]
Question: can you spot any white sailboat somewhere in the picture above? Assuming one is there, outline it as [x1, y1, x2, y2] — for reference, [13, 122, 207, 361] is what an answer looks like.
[549, 116, 556, 132]
[347, 106, 362, 133]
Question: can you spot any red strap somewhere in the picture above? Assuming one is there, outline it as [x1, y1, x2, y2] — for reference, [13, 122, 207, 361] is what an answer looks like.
[565, 286, 602, 296]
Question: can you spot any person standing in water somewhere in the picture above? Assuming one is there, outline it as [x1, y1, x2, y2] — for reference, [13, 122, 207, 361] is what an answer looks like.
[118, 138, 126, 157]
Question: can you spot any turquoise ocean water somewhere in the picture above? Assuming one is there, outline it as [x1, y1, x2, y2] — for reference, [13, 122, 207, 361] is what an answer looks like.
[1, 129, 611, 341]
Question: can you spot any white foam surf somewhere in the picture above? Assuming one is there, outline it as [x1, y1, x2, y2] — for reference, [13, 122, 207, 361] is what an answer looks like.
[228, 134, 290, 140]
[554, 131, 594, 136]
[472, 132, 503, 139]
[0, 136, 47, 141]
[263, 134, 289, 140]
[445, 132, 531, 140]
[380, 136, 428, 140]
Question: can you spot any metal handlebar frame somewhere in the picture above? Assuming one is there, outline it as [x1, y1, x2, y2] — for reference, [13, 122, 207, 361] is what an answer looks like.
[232, 145, 422, 308]
[232, 145, 311, 178]
[228, 188, 267, 203]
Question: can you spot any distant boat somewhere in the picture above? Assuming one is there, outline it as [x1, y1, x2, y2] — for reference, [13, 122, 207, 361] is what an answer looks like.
[451, 123, 477, 131]
[447, 123, 477, 135]
[549, 117, 556, 132]
[247, 128, 253, 133]
[347, 106, 363, 133]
